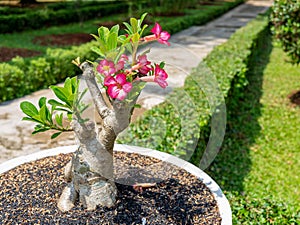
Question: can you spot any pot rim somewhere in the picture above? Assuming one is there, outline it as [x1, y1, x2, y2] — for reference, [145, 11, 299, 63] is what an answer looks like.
[0, 144, 232, 225]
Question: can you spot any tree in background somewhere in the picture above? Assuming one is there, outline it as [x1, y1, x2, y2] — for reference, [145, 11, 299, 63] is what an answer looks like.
[270, 0, 300, 64]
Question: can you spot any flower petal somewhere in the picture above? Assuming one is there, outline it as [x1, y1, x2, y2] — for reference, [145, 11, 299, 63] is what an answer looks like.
[115, 73, 127, 85]
[154, 78, 168, 88]
[155, 65, 168, 79]
[160, 31, 170, 41]
[122, 82, 132, 93]
[100, 59, 109, 66]
[157, 39, 170, 46]
[151, 22, 162, 36]
[104, 76, 116, 86]
[116, 89, 128, 100]
[107, 85, 119, 99]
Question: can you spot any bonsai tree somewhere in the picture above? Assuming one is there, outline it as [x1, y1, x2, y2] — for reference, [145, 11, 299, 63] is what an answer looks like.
[20, 13, 171, 212]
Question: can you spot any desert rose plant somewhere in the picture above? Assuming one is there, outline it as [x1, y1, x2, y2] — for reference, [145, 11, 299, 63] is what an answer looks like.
[20, 13, 171, 212]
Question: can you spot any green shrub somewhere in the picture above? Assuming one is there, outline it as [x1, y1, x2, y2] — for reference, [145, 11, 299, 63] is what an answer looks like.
[27, 58, 54, 91]
[0, 64, 25, 102]
[270, 0, 300, 64]
[0, 2, 127, 33]
[0, 41, 98, 103]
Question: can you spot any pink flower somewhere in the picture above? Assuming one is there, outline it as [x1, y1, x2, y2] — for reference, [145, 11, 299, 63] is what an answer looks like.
[137, 55, 151, 74]
[139, 64, 168, 88]
[143, 23, 170, 46]
[97, 59, 116, 76]
[151, 22, 170, 46]
[153, 64, 168, 88]
[104, 73, 132, 100]
[115, 54, 129, 71]
[129, 55, 152, 75]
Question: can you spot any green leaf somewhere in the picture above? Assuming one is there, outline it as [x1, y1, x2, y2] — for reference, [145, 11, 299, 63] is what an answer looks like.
[32, 114, 42, 123]
[32, 126, 50, 135]
[90, 33, 99, 41]
[130, 17, 138, 33]
[107, 32, 118, 51]
[48, 99, 65, 108]
[110, 24, 119, 35]
[139, 13, 148, 27]
[160, 61, 166, 69]
[67, 112, 73, 122]
[22, 117, 41, 123]
[64, 77, 72, 95]
[91, 46, 105, 58]
[50, 86, 70, 107]
[55, 113, 63, 127]
[20, 101, 39, 117]
[38, 97, 47, 108]
[54, 108, 72, 114]
[70, 77, 78, 94]
[98, 26, 110, 43]
[123, 22, 133, 34]
[140, 24, 148, 37]
[39, 105, 48, 124]
[51, 132, 62, 139]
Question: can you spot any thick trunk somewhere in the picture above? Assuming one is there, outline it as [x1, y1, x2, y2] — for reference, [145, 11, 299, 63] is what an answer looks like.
[57, 62, 139, 212]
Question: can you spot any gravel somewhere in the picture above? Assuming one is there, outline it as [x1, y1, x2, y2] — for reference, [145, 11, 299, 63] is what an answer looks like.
[0, 152, 221, 224]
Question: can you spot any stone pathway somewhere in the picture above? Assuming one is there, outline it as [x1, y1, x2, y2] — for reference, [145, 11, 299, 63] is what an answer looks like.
[0, 0, 273, 163]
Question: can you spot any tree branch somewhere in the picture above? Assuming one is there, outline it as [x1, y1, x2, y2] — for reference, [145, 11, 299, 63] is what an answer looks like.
[80, 62, 111, 120]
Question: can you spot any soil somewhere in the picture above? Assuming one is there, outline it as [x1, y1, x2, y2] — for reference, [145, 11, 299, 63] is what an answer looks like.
[32, 33, 94, 47]
[0, 33, 94, 63]
[0, 47, 41, 62]
[0, 152, 221, 224]
[288, 90, 300, 107]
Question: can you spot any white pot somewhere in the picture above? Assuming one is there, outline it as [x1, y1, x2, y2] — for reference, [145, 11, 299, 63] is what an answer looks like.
[0, 144, 232, 225]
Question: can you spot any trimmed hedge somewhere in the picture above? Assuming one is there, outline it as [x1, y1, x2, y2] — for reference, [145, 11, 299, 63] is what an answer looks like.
[0, 0, 245, 103]
[0, 1, 127, 33]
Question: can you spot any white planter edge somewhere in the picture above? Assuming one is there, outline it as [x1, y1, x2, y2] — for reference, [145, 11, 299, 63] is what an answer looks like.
[0, 144, 232, 225]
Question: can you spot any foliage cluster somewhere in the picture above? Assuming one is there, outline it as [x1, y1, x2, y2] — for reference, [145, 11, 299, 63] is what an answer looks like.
[20, 77, 79, 139]
[270, 0, 300, 64]
[0, 1, 126, 33]
[0, 0, 244, 103]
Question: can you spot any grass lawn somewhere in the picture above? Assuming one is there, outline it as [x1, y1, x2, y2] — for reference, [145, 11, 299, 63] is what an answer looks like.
[207, 31, 300, 223]
[243, 42, 300, 208]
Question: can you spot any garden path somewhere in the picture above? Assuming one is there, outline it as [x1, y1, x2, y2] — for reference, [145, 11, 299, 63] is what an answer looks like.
[0, 0, 273, 163]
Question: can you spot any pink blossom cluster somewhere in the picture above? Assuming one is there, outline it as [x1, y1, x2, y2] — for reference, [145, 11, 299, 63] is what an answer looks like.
[96, 23, 170, 101]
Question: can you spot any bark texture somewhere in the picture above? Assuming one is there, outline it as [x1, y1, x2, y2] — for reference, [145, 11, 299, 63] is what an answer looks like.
[57, 62, 140, 212]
